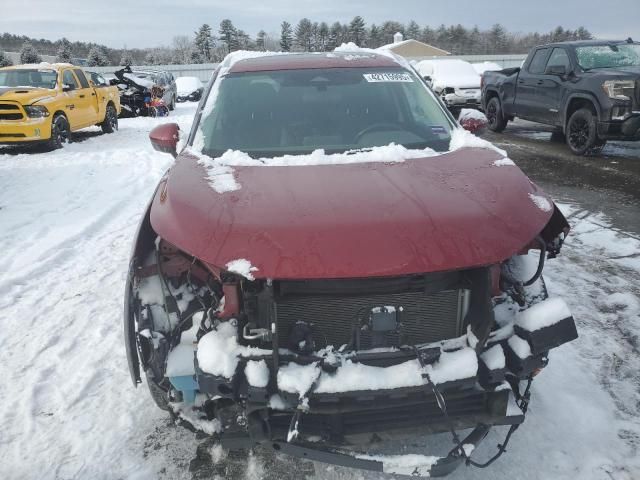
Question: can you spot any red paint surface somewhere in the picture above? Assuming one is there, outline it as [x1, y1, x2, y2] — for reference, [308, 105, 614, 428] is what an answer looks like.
[228, 53, 399, 74]
[150, 147, 556, 280]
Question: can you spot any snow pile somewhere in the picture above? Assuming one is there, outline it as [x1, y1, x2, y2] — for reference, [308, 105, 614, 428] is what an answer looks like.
[225, 258, 258, 280]
[458, 108, 487, 122]
[516, 297, 572, 332]
[176, 76, 203, 95]
[480, 344, 506, 370]
[493, 158, 516, 166]
[449, 127, 507, 157]
[245, 360, 269, 388]
[355, 453, 439, 476]
[196, 321, 271, 378]
[528, 193, 553, 212]
[508, 335, 532, 359]
[277, 362, 321, 398]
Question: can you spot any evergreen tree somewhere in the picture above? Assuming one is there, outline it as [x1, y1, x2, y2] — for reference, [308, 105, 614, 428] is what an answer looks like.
[576, 26, 593, 40]
[235, 30, 253, 50]
[488, 23, 507, 53]
[0, 51, 13, 67]
[406, 20, 420, 40]
[256, 30, 267, 51]
[328, 22, 343, 49]
[368, 24, 382, 48]
[318, 22, 329, 51]
[87, 46, 109, 66]
[19, 41, 41, 64]
[119, 50, 134, 66]
[295, 18, 313, 51]
[280, 21, 293, 51]
[219, 19, 238, 53]
[381, 21, 405, 45]
[348, 16, 366, 46]
[194, 24, 214, 62]
[420, 26, 436, 45]
[55, 38, 73, 63]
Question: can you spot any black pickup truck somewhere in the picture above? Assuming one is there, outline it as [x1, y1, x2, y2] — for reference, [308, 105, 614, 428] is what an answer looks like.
[481, 39, 640, 154]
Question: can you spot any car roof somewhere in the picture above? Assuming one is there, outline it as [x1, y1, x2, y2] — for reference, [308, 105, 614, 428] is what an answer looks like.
[540, 39, 640, 48]
[227, 52, 401, 74]
[0, 62, 75, 72]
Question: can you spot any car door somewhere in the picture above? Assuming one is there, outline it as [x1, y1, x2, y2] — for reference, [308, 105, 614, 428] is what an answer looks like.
[60, 69, 85, 129]
[73, 69, 99, 125]
[515, 47, 551, 121]
[536, 48, 572, 126]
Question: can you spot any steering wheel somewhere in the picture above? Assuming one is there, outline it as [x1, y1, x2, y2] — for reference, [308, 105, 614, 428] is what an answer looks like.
[354, 122, 406, 142]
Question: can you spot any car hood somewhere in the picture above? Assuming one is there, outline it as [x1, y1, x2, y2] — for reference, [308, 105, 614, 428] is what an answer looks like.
[589, 65, 640, 76]
[150, 148, 557, 280]
[433, 74, 480, 90]
[0, 86, 57, 104]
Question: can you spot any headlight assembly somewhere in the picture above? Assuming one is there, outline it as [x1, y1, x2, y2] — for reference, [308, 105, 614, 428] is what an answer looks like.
[24, 105, 50, 118]
[602, 80, 635, 101]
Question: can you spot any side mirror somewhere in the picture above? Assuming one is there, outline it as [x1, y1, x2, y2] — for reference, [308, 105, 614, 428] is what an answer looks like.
[150, 123, 180, 157]
[545, 65, 567, 76]
[62, 84, 74, 92]
[459, 110, 488, 135]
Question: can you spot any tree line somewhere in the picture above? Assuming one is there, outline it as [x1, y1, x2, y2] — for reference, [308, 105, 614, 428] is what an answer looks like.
[0, 20, 593, 67]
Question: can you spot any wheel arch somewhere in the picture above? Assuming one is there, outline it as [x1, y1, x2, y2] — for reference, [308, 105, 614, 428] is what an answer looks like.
[564, 94, 601, 128]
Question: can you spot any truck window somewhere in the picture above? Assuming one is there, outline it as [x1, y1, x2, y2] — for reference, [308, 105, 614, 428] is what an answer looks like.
[62, 70, 79, 90]
[545, 48, 571, 72]
[528, 48, 550, 74]
[73, 69, 90, 89]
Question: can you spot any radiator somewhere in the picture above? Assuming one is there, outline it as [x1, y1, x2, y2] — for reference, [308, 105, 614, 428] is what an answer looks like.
[275, 288, 466, 350]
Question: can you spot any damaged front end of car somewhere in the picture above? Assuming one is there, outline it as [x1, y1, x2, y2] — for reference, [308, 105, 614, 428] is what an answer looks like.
[124, 193, 578, 477]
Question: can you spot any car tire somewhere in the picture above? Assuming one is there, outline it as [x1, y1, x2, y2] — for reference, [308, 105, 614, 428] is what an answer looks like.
[169, 95, 175, 111]
[566, 108, 599, 155]
[101, 104, 118, 134]
[47, 114, 70, 150]
[486, 97, 507, 132]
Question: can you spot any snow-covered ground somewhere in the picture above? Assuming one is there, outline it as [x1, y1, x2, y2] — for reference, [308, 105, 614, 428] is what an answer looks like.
[1, 103, 639, 480]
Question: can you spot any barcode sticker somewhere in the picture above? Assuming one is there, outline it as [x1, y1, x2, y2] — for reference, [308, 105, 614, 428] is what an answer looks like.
[363, 72, 414, 83]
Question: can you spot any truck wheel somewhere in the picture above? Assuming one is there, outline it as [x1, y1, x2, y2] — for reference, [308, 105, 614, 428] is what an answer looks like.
[486, 97, 507, 132]
[47, 114, 70, 150]
[101, 104, 118, 134]
[566, 108, 599, 155]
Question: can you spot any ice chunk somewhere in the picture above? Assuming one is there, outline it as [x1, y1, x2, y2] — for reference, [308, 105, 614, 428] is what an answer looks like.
[196, 322, 271, 379]
[493, 158, 516, 167]
[225, 258, 258, 280]
[277, 362, 321, 398]
[480, 344, 506, 370]
[449, 128, 507, 156]
[508, 335, 532, 359]
[245, 360, 269, 388]
[516, 297, 572, 332]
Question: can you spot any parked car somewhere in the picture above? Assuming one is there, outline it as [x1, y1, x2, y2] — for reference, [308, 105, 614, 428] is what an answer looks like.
[176, 76, 204, 102]
[472, 61, 503, 75]
[416, 59, 482, 114]
[130, 69, 177, 110]
[481, 39, 640, 155]
[124, 51, 577, 477]
[111, 67, 170, 118]
[0, 63, 120, 149]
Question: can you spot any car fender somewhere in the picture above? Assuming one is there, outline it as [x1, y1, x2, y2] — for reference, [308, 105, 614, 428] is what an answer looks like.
[563, 92, 603, 125]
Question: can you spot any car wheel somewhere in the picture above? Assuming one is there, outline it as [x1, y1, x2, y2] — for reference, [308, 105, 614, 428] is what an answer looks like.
[566, 108, 599, 155]
[486, 97, 507, 132]
[47, 114, 70, 150]
[145, 371, 171, 411]
[101, 104, 118, 134]
[169, 95, 175, 111]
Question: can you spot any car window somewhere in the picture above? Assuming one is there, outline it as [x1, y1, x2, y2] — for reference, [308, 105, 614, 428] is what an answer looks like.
[155, 74, 165, 86]
[199, 67, 454, 157]
[576, 44, 640, 69]
[63, 70, 79, 90]
[545, 48, 571, 72]
[73, 69, 90, 88]
[528, 48, 550, 74]
[90, 72, 107, 86]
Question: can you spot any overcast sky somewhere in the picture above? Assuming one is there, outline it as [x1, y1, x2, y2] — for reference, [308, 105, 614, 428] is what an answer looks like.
[4, 0, 639, 48]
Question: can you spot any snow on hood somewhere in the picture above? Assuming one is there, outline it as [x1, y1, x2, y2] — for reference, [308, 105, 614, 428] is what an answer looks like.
[472, 61, 503, 74]
[123, 73, 155, 88]
[176, 76, 202, 95]
[417, 59, 481, 89]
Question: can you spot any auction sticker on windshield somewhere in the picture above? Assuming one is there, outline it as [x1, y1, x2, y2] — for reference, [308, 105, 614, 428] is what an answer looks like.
[363, 72, 414, 82]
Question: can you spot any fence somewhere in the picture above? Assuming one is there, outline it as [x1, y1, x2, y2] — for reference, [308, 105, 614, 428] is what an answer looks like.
[87, 54, 527, 82]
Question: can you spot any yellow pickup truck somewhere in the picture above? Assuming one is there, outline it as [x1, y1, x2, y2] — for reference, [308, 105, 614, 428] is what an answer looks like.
[0, 63, 121, 149]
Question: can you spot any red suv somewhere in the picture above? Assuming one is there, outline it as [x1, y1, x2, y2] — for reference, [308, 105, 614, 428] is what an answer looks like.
[124, 50, 577, 477]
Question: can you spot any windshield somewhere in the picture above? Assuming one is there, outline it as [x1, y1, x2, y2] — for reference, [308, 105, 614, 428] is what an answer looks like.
[199, 67, 453, 157]
[576, 44, 640, 70]
[0, 69, 58, 89]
